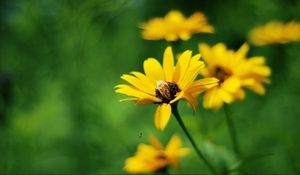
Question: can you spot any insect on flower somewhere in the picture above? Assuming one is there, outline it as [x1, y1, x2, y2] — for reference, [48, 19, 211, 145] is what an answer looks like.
[155, 80, 180, 103]
[115, 46, 218, 130]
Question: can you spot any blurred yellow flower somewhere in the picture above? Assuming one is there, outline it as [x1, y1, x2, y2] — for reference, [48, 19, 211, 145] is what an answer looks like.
[124, 134, 189, 174]
[115, 46, 218, 130]
[198, 43, 271, 110]
[140, 10, 214, 41]
[249, 21, 300, 46]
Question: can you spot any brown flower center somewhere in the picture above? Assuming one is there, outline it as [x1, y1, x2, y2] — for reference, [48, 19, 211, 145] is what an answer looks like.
[213, 66, 232, 84]
[156, 154, 168, 160]
[155, 80, 181, 104]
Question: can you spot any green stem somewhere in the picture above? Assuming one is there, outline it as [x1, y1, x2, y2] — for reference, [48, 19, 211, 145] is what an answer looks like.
[171, 103, 217, 175]
[224, 105, 240, 158]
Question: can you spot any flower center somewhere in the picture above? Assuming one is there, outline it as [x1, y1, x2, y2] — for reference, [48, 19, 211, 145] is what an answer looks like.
[213, 66, 231, 84]
[156, 153, 168, 160]
[155, 80, 181, 104]
[155, 153, 169, 172]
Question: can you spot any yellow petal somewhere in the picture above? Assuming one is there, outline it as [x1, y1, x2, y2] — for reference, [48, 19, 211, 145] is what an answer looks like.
[176, 148, 190, 157]
[130, 71, 156, 88]
[240, 78, 256, 86]
[179, 55, 204, 90]
[236, 43, 249, 59]
[154, 104, 172, 131]
[198, 67, 209, 77]
[130, 147, 169, 173]
[233, 89, 245, 100]
[252, 66, 271, 76]
[149, 135, 164, 150]
[248, 56, 265, 64]
[218, 88, 234, 104]
[199, 43, 227, 67]
[166, 33, 178, 41]
[187, 86, 209, 97]
[189, 78, 219, 88]
[203, 87, 224, 110]
[136, 144, 159, 158]
[124, 144, 159, 173]
[170, 91, 184, 104]
[165, 10, 185, 23]
[143, 58, 165, 83]
[124, 157, 151, 173]
[121, 74, 155, 95]
[187, 77, 219, 96]
[246, 83, 266, 95]
[262, 77, 271, 84]
[163, 46, 174, 82]
[201, 25, 215, 33]
[173, 50, 192, 83]
[221, 76, 241, 93]
[120, 97, 138, 102]
[183, 92, 198, 111]
[198, 43, 212, 64]
[136, 99, 159, 105]
[166, 134, 181, 155]
[188, 12, 214, 33]
[179, 31, 191, 40]
[115, 84, 161, 103]
[213, 43, 227, 59]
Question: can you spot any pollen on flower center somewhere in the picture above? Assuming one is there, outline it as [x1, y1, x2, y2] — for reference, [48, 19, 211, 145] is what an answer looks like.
[214, 66, 231, 84]
[155, 80, 181, 104]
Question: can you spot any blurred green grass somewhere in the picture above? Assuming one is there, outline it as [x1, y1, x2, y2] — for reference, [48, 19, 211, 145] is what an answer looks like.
[0, 0, 300, 174]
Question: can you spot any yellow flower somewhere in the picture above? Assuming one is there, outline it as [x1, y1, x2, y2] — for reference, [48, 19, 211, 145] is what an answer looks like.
[115, 46, 218, 130]
[124, 134, 190, 174]
[249, 21, 300, 46]
[140, 10, 214, 41]
[198, 43, 271, 110]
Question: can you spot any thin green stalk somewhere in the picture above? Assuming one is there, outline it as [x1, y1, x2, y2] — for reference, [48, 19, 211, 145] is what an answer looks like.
[171, 103, 217, 175]
[224, 105, 240, 158]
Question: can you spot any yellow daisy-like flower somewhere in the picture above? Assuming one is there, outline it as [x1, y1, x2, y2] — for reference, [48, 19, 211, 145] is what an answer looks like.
[124, 134, 189, 174]
[140, 10, 214, 41]
[249, 21, 300, 46]
[198, 43, 271, 110]
[115, 46, 218, 130]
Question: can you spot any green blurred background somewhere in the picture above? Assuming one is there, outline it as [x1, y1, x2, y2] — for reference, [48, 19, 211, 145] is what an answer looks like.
[0, 0, 300, 174]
